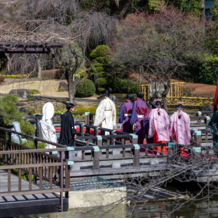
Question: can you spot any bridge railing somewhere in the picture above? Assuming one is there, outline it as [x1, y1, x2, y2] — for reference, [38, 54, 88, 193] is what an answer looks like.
[25, 111, 213, 127]
[0, 127, 74, 212]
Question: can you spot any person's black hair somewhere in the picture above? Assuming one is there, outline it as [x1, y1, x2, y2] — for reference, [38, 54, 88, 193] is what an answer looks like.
[105, 87, 112, 97]
[136, 91, 144, 99]
[149, 100, 157, 109]
[66, 103, 75, 111]
[127, 93, 134, 101]
[156, 101, 161, 107]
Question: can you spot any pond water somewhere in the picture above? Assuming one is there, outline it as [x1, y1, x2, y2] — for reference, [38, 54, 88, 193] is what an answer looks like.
[16, 180, 218, 218]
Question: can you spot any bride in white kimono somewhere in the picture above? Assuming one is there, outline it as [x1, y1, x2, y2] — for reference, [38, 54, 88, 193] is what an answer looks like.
[38, 102, 57, 149]
[94, 89, 116, 130]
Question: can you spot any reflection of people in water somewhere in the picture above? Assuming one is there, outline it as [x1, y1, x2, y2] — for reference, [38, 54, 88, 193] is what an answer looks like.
[94, 88, 116, 130]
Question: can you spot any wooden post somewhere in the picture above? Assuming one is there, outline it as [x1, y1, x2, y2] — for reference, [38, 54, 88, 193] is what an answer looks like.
[80, 123, 85, 136]
[7, 131, 11, 164]
[133, 144, 140, 167]
[85, 112, 90, 125]
[96, 135, 102, 155]
[94, 127, 100, 136]
[130, 134, 138, 144]
[192, 147, 202, 162]
[168, 142, 176, 157]
[93, 146, 100, 169]
[193, 131, 202, 147]
[33, 137, 38, 184]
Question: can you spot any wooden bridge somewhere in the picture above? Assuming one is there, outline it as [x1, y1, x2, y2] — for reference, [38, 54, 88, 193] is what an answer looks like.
[0, 110, 217, 217]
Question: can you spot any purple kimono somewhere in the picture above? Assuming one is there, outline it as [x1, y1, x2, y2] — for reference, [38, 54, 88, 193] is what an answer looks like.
[119, 100, 133, 133]
[130, 98, 148, 144]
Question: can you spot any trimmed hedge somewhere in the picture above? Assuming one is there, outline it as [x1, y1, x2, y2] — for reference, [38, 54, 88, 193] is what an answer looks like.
[75, 79, 96, 97]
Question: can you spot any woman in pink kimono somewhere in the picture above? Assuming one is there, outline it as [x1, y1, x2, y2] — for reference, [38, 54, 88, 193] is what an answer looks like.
[148, 99, 170, 153]
[170, 102, 191, 145]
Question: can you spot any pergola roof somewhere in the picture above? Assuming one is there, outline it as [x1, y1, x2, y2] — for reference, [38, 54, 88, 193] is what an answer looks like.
[0, 42, 64, 54]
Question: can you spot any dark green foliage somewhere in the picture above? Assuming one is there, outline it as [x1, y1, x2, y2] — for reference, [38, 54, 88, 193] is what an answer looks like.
[186, 55, 218, 85]
[19, 119, 35, 135]
[75, 79, 96, 97]
[89, 45, 112, 93]
[0, 95, 35, 136]
[110, 78, 139, 93]
[22, 140, 46, 149]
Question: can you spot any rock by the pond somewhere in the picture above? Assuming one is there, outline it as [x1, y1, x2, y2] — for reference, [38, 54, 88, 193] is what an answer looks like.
[19, 108, 30, 113]
[58, 81, 68, 91]
[9, 89, 30, 98]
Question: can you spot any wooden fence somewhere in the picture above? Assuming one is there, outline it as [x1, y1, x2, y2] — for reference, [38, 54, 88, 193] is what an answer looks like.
[140, 83, 213, 107]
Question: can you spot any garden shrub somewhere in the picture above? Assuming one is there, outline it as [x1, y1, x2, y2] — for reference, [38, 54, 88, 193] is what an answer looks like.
[75, 79, 96, 97]
[109, 78, 139, 94]
[19, 119, 35, 135]
[0, 70, 8, 75]
[185, 55, 218, 85]
[89, 45, 112, 93]
[0, 95, 35, 135]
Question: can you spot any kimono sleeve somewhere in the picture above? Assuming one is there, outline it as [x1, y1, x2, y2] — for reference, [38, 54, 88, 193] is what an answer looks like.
[148, 110, 155, 138]
[130, 102, 138, 125]
[186, 114, 191, 143]
[70, 115, 76, 136]
[119, 104, 125, 123]
[94, 100, 105, 126]
[112, 101, 116, 126]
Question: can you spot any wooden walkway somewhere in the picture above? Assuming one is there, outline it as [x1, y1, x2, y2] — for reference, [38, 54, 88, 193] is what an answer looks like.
[0, 170, 68, 217]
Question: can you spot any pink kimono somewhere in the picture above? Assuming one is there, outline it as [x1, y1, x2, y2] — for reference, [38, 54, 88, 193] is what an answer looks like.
[170, 110, 191, 145]
[148, 108, 170, 142]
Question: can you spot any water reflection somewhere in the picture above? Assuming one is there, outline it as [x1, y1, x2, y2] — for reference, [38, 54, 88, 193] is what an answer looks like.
[17, 199, 218, 218]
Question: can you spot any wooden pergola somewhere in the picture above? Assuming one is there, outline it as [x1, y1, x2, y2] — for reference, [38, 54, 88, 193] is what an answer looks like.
[0, 42, 64, 54]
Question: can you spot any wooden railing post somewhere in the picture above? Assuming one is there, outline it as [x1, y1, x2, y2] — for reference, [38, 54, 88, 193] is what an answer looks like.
[133, 144, 140, 167]
[193, 131, 201, 147]
[192, 147, 202, 162]
[168, 142, 176, 158]
[196, 111, 202, 117]
[7, 131, 11, 164]
[94, 127, 100, 136]
[85, 112, 90, 125]
[33, 137, 38, 184]
[35, 122, 39, 137]
[93, 146, 100, 169]
[59, 151, 64, 212]
[130, 134, 138, 144]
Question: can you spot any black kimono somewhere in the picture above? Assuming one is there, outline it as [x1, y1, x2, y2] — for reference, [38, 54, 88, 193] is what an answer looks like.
[59, 111, 76, 147]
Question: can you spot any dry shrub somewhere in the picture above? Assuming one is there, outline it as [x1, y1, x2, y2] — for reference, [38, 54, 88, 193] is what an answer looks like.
[41, 69, 64, 79]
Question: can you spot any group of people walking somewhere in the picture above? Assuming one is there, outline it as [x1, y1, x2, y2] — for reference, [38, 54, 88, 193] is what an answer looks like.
[94, 89, 191, 149]
[37, 88, 192, 155]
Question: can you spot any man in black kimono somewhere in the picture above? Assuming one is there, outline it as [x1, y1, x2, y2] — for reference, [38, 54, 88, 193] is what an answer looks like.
[59, 103, 77, 148]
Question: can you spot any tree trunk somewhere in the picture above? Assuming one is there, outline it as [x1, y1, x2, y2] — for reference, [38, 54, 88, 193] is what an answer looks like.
[68, 70, 75, 103]
[162, 80, 171, 111]
[36, 54, 42, 78]
[5, 54, 11, 74]
[110, 0, 119, 15]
